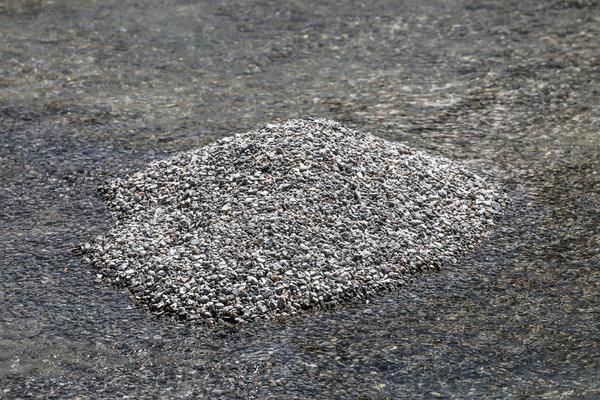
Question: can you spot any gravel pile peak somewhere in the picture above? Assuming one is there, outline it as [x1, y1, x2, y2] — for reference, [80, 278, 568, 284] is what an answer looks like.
[79, 118, 506, 324]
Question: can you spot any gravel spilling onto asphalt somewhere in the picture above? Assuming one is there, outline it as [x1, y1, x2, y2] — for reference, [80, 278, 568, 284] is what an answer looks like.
[79, 118, 506, 323]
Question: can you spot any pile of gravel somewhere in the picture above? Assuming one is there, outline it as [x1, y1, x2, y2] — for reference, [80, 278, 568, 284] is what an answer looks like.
[79, 118, 505, 324]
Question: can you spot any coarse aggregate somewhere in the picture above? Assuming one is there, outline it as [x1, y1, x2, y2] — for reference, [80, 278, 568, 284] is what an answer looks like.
[2, 0, 599, 398]
[78, 118, 506, 323]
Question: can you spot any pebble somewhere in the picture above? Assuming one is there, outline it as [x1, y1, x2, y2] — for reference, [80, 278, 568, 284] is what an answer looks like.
[78, 118, 507, 323]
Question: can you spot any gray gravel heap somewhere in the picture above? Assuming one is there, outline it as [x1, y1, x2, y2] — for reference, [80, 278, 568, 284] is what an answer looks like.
[80, 118, 505, 323]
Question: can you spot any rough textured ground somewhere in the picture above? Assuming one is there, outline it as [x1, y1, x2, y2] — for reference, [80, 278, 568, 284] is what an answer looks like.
[1, 0, 598, 398]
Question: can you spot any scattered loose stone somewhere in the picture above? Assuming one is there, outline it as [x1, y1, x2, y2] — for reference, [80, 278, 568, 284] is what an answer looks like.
[78, 118, 506, 323]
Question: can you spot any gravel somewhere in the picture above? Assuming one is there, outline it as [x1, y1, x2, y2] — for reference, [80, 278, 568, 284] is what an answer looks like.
[78, 118, 506, 324]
